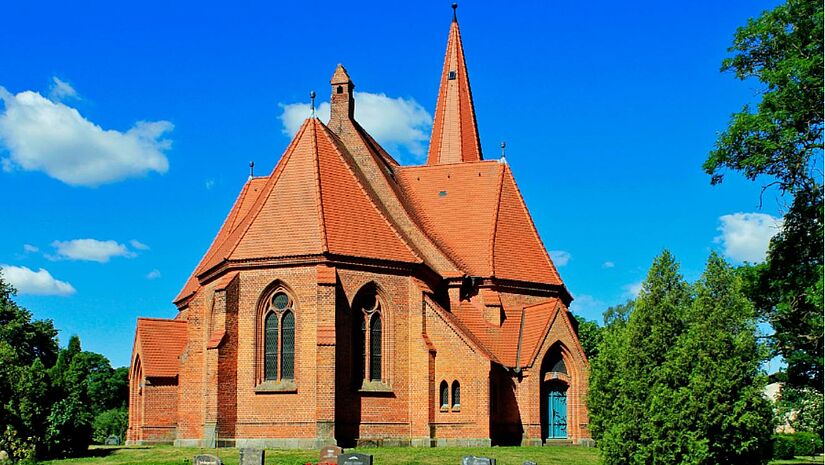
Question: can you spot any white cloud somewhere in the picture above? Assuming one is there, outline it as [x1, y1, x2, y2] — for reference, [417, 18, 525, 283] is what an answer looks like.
[22, 244, 39, 253]
[569, 294, 605, 316]
[205, 179, 215, 190]
[0, 264, 75, 296]
[129, 239, 150, 251]
[602, 261, 615, 269]
[715, 212, 783, 263]
[146, 269, 161, 280]
[549, 250, 571, 267]
[48, 77, 78, 101]
[623, 281, 643, 298]
[51, 239, 136, 263]
[279, 91, 433, 158]
[0, 85, 172, 187]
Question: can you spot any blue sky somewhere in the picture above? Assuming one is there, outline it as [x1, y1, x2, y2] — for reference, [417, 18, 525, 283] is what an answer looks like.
[0, 1, 786, 368]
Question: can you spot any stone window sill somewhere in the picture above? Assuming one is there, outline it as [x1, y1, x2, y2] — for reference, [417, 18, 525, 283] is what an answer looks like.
[451, 405, 461, 412]
[358, 380, 393, 394]
[440, 405, 449, 412]
[255, 380, 297, 393]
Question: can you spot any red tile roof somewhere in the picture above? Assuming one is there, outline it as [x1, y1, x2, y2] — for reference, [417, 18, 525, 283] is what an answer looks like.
[134, 317, 187, 378]
[397, 161, 561, 285]
[427, 16, 482, 165]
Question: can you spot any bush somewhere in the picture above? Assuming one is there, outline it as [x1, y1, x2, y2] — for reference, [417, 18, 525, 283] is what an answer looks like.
[793, 431, 824, 457]
[92, 408, 128, 444]
[773, 434, 796, 459]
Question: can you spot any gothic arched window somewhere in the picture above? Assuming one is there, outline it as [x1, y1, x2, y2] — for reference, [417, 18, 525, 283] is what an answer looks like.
[452, 380, 461, 409]
[354, 286, 384, 384]
[440, 380, 449, 408]
[260, 289, 295, 383]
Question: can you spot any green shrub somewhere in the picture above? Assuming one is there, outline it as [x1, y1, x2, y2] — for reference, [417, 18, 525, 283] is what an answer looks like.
[773, 434, 796, 459]
[92, 408, 128, 444]
[792, 431, 824, 457]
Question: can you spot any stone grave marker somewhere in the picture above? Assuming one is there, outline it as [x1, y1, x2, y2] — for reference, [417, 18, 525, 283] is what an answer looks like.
[239, 448, 264, 465]
[320, 445, 343, 464]
[193, 454, 222, 465]
[523, 461, 537, 465]
[104, 435, 120, 445]
[337, 452, 373, 465]
[461, 456, 496, 465]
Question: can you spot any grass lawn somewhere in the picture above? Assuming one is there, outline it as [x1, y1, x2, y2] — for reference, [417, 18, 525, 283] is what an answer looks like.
[38, 445, 598, 465]
[36, 445, 825, 465]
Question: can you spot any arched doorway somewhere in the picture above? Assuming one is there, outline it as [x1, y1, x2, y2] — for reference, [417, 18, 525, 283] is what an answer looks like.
[540, 345, 571, 441]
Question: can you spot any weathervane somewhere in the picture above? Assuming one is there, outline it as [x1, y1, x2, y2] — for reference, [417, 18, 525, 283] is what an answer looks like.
[249, 160, 255, 178]
[452, 3, 458, 21]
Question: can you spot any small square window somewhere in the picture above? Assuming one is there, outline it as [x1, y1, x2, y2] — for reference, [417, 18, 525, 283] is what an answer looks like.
[448, 71, 457, 80]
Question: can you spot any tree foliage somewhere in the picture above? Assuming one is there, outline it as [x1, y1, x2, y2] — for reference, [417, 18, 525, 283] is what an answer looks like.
[588, 251, 774, 465]
[704, 0, 823, 195]
[705, 0, 823, 400]
[0, 270, 128, 461]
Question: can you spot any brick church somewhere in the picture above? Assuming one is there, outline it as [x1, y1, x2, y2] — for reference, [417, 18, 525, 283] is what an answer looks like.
[127, 7, 590, 449]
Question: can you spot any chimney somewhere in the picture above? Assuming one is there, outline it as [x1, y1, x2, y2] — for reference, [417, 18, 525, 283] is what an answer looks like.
[329, 64, 355, 126]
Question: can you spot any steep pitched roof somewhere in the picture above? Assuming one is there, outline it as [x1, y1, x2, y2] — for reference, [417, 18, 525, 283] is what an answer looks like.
[396, 161, 561, 285]
[427, 13, 482, 165]
[134, 317, 187, 378]
[449, 296, 562, 368]
[175, 118, 420, 305]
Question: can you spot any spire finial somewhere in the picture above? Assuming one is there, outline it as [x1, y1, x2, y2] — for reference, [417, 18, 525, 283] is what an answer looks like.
[452, 3, 458, 21]
[310, 90, 316, 117]
[500, 141, 507, 164]
[249, 160, 255, 178]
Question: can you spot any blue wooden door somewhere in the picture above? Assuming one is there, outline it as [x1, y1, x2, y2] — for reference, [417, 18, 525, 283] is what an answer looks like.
[547, 386, 568, 439]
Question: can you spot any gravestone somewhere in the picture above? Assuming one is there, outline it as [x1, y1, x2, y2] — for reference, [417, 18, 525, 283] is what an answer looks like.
[523, 461, 537, 465]
[461, 456, 496, 465]
[104, 435, 120, 445]
[338, 452, 373, 465]
[239, 448, 264, 465]
[319, 445, 343, 464]
[193, 454, 222, 465]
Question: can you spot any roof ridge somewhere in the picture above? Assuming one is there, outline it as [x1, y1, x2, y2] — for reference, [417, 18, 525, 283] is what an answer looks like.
[489, 164, 505, 278]
[311, 119, 330, 253]
[423, 296, 497, 362]
[315, 120, 422, 263]
[137, 316, 186, 323]
[500, 165, 561, 283]
[196, 119, 313, 277]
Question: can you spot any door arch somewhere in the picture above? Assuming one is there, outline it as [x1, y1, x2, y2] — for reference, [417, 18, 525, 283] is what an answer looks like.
[539, 344, 572, 441]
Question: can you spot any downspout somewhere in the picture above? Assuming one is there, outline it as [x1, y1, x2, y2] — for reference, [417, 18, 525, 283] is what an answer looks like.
[513, 307, 526, 374]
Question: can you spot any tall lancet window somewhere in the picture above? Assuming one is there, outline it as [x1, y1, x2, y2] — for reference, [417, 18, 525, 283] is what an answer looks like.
[260, 289, 296, 383]
[354, 285, 384, 384]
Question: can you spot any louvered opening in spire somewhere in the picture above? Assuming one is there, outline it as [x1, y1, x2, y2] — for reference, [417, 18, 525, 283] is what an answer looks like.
[426, 7, 482, 165]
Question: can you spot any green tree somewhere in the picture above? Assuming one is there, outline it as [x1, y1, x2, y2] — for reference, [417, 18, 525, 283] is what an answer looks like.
[573, 315, 603, 360]
[588, 252, 774, 464]
[588, 251, 691, 463]
[705, 0, 823, 394]
[92, 407, 128, 444]
[704, 0, 822, 195]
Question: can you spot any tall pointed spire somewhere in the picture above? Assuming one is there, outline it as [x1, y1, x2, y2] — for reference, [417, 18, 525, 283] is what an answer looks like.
[426, 3, 482, 165]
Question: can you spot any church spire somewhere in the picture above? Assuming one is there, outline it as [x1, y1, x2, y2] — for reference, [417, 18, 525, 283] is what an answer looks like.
[426, 3, 482, 165]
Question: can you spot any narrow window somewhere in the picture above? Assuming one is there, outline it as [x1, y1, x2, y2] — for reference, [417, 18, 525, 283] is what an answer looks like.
[281, 310, 295, 380]
[370, 314, 382, 380]
[359, 313, 366, 382]
[440, 380, 449, 408]
[337, 85, 343, 94]
[264, 312, 278, 380]
[448, 71, 457, 80]
[452, 380, 461, 408]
